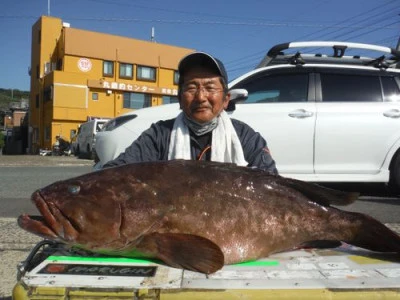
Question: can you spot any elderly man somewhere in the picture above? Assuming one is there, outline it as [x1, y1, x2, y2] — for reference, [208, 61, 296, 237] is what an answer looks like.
[103, 52, 277, 173]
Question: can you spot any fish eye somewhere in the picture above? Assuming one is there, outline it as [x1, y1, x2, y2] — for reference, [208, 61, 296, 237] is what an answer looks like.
[68, 185, 81, 195]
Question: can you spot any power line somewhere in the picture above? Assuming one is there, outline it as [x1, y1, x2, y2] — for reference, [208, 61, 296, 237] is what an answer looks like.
[2, 14, 397, 30]
[296, 0, 398, 40]
[303, 9, 398, 42]
[225, 0, 399, 76]
[2, 1, 398, 79]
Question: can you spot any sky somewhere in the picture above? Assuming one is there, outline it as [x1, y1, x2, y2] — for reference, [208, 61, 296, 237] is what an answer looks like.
[0, 0, 399, 91]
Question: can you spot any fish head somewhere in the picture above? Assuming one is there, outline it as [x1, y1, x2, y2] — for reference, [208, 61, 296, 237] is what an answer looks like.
[17, 163, 226, 274]
[18, 169, 142, 248]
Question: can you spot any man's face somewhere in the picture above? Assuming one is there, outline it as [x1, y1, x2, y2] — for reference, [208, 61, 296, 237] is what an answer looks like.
[179, 67, 230, 124]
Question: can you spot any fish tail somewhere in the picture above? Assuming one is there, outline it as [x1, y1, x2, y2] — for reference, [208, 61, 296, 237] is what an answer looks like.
[344, 211, 400, 253]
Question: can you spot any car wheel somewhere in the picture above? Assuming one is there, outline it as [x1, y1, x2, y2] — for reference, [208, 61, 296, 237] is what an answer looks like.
[93, 150, 100, 163]
[91, 148, 98, 161]
[77, 146, 86, 159]
[87, 144, 92, 160]
[389, 152, 400, 195]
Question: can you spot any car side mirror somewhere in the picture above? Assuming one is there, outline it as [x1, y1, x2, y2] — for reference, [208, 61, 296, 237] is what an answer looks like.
[226, 89, 248, 112]
[230, 89, 248, 102]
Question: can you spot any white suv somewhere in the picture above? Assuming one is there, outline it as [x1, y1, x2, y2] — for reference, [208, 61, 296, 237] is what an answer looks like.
[94, 41, 400, 189]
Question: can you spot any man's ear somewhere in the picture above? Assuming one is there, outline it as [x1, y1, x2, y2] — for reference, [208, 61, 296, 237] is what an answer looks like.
[223, 92, 231, 109]
[178, 91, 183, 109]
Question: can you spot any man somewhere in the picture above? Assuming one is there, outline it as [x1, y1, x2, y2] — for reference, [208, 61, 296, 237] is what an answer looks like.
[103, 52, 277, 173]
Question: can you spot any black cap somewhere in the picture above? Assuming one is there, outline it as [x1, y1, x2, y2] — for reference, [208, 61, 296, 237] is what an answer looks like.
[178, 52, 228, 84]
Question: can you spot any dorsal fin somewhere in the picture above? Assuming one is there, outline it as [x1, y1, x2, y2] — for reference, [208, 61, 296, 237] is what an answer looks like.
[277, 176, 359, 206]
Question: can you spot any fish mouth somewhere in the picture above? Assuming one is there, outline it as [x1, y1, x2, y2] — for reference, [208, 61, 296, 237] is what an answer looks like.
[18, 191, 79, 242]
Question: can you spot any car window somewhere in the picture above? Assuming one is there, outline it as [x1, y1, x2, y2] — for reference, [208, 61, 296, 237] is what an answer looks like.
[381, 76, 400, 102]
[234, 73, 309, 104]
[321, 74, 382, 102]
[102, 114, 138, 132]
[96, 122, 106, 132]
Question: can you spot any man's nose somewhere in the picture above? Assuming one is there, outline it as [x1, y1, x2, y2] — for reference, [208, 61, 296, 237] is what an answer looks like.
[194, 87, 208, 100]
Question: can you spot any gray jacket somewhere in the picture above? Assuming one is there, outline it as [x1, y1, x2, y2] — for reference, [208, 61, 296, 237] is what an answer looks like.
[103, 117, 278, 174]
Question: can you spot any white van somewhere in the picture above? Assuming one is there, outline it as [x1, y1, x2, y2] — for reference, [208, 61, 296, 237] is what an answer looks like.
[76, 119, 109, 159]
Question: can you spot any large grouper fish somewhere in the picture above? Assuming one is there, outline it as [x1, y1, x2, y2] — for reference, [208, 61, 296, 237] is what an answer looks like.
[18, 160, 400, 274]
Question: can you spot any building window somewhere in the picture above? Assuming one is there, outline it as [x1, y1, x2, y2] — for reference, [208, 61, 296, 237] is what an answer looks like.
[137, 66, 156, 82]
[57, 58, 63, 70]
[123, 92, 151, 109]
[103, 61, 114, 77]
[162, 95, 179, 104]
[92, 93, 98, 101]
[174, 71, 179, 85]
[44, 126, 50, 141]
[38, 29, 41, 44]
[33, 128, 39, 143]
[119, 63, 133, 79]
[44, 87, 52, 102]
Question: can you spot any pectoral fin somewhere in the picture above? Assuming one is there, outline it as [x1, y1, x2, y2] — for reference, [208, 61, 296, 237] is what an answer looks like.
[136, 232, 224, 274]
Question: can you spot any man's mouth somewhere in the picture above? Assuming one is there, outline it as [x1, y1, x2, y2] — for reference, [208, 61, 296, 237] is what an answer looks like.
[193, 106, 210, 112]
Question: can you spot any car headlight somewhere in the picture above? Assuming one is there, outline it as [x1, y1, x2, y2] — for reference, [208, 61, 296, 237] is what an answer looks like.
[102, 114, 138, 131]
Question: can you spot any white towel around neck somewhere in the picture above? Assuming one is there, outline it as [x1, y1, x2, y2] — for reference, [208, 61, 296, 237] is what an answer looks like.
[168, 111, 248, 166]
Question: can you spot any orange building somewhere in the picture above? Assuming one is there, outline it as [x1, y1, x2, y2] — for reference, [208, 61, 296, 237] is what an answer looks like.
[29, 16, 194, 153]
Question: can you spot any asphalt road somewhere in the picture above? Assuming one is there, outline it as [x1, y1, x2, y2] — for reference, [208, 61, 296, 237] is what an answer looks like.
[1, 167, 93, 218]
[0, 155, 399, 298]
[0, 155, 93, 299]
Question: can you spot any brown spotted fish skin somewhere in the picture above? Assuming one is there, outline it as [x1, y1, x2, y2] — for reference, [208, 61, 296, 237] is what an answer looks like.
[18, 160, 400, 274]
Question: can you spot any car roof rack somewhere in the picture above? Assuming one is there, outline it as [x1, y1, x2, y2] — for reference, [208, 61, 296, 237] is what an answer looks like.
[257, 41, 400, 69]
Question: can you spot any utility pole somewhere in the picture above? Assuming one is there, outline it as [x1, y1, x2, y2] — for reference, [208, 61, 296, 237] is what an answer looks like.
[48, 0, 51, 15]
[151, 27, 155, 42]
